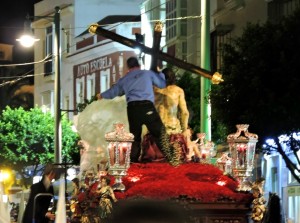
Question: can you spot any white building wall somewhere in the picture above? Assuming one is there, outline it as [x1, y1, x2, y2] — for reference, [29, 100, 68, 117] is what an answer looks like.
[262, 148, 300, 222]
[212, 0, 268, 37]
[33, 0, 74, 114]
[74, 0, 143, 36]
[33, 0, 141, 120]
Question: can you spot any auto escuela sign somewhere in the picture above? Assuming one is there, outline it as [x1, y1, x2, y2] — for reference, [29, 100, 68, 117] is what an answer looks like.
[75, 56, 112, 77]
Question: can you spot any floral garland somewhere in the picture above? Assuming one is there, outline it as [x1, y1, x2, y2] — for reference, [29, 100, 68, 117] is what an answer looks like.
[160, 130, 183, 166]
[114, 163, 253, 203]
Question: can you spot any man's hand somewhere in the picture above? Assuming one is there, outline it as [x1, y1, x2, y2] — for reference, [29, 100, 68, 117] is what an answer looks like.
[45, 212, 55, 220]
[96, 93, 102, 100]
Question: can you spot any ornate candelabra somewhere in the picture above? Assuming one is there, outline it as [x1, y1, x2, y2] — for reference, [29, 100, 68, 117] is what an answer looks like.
[227, 124, 258, 191]
[216, 152, 232, 175]
[105, 123, 134, 191]
[197, 133, 215, 163]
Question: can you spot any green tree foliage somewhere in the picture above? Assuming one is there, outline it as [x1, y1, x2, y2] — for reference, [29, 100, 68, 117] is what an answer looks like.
[0, 106, 80, 185]
[77, 95, 97, 112]
[177, 71, 227, 142]
[210, 9, 300, 182]
[177, 72, 200, 135]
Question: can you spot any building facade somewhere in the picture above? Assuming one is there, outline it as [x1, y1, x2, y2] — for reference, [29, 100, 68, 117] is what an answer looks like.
[71, 17, 141, 109]
[33, 0, 142, 119]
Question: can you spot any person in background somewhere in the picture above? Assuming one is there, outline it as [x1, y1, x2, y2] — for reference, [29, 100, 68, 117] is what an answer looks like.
[22, 164, 56, 223]
[97, 56, 167, 163]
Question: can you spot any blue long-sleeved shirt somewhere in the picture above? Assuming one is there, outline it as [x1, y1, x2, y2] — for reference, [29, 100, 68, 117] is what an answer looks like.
[101, 69, 166, 103]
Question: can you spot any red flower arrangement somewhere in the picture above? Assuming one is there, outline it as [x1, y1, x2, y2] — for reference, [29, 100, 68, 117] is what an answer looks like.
[114, 162, 253, 203]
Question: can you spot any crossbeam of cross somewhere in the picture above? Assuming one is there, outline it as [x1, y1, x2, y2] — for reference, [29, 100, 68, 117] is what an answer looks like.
[89, 23, 223, 84]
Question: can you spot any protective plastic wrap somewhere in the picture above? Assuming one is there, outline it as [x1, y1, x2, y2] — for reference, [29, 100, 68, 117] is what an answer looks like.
[76, 96, 129, 173]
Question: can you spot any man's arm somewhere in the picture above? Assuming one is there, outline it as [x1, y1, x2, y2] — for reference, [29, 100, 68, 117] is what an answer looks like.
[97, 82, 124, 100]
[178, 89, 189, 132]
[151, 70, 166, 89]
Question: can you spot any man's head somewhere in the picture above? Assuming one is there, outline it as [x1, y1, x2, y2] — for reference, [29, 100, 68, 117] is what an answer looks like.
[127, 57, 140, 69]
[72, 177, 80, 187]
[162, 68, 176, 85]
[43, 164, 56, 181]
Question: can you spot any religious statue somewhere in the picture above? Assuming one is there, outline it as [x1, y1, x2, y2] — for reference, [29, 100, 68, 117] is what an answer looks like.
[251, 178, 266, 223]
[216, 152, 232, 174]
[154, 68, 189, 135]
[140, 68, 190, 163]
[96, 176, 117, 220]
[183, 128, 201, 162]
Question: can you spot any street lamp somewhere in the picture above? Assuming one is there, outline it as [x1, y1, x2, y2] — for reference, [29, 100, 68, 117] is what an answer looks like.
[0, 170, 10, 202]
[17, 6, 62, 164]
[16, 16, 40, 47]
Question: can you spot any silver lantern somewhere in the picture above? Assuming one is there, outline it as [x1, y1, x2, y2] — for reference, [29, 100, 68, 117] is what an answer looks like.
[197, 133, 215, 164]
[227, 124, 258, 191]
[105, 123, 134, 191]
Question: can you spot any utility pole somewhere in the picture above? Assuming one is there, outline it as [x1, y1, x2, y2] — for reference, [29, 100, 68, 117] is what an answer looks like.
[54, 6, 62, 164]
[200, 0, 211, 140]
[17, 6, 62, 163]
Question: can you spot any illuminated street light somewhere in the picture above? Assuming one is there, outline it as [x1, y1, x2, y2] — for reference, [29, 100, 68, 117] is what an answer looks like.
[0, 170, 9, 183]
[16, 17, 40, 47]
[0, 170, 10, 203]
[17, 6, 62, 164]
[16, 35, 40, 48]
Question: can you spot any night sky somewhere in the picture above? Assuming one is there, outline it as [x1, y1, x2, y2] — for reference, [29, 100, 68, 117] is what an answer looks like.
[0, 0, 42, 62]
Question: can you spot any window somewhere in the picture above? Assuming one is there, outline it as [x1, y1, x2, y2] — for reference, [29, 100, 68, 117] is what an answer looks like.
[211, 28, 232, 73]
[44, 26, 53, 76]
[181, 40, 187, 62]
[181, 0, 187, 8]
[63, 25, 71, 54]
[180, 21, 187, 36]
[41, 91, 54, 114]
[100, 70, 110, 93]
[118, 54, 124, 78]
[166, 0, 176, 41]
[271, 167, 278, 193]
[87, 74, 95, 100]
[286, 187, 300, 223]
[76, 78, 84, 103]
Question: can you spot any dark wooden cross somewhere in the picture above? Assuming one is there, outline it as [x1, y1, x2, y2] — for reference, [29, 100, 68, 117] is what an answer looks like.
[89, 22, 223, 84]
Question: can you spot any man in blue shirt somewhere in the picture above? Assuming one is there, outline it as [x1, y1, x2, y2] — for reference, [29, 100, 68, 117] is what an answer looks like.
[97, 57, 166, 163]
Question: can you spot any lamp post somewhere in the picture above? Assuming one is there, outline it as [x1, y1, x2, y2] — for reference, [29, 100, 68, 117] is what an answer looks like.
[53, 6, 62, 164]
[17, 6, 62, 164]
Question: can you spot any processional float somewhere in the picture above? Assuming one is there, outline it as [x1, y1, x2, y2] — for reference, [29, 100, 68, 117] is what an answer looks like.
[88, 20, 258, 189]
[81, 20, 261, 223]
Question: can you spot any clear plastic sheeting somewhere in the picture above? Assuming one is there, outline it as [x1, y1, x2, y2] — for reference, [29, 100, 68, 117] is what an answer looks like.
[76, 96, 129, 173]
